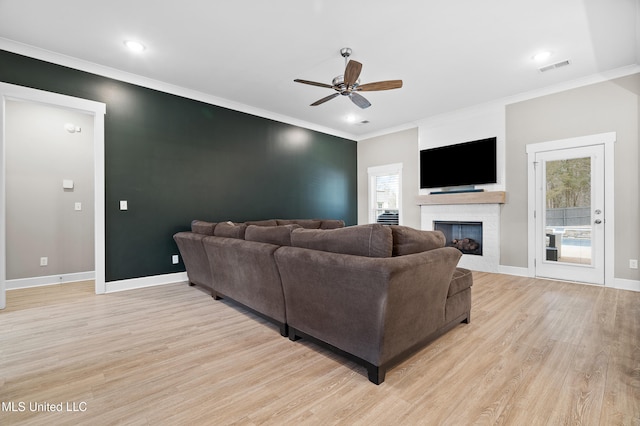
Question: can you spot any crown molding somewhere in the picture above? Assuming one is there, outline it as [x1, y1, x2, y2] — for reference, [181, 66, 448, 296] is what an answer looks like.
[0, 38, 357, 141]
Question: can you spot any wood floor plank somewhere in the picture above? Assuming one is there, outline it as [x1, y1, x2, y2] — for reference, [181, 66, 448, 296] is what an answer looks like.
[1, 275, 639, 425]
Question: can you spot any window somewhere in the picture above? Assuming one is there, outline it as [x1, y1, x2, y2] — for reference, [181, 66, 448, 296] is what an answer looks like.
[368, 163, 402, 225]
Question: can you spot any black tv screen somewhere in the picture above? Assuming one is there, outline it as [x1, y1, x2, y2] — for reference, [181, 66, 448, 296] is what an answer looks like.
[420, 137, 497, 189]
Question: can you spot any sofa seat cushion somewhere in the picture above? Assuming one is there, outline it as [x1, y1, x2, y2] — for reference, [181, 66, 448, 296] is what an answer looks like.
[245, 224, 301, 246]
[276, 219, 322, 229]
[213, 221, 248, 239]
[448, 267, 473, 297]
[291, 224, 392, 258]
[191, 220, 216, 236]
[389, 226, 445, 256]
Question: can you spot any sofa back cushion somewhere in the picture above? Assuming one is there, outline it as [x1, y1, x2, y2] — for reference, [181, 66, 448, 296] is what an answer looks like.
[276, 219, 322, 229]
[213, 221, 247, 239]
[290, 224, 392, 258]
[245, 224, 301, 246]
[191, 220, 216, 236]
[318, 219, 346, 229]
[389, 226, 446, 256]
[245, 219, 278, 227]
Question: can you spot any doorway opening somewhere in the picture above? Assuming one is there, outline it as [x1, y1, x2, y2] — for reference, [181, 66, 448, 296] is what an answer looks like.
[0, 83, 106, 309]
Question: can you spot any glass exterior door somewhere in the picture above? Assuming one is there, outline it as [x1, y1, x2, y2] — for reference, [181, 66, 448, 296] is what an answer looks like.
[535, 145, 605, 284]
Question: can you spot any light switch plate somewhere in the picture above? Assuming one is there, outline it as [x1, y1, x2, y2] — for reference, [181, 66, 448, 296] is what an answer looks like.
[120, 200, 128, 210]
[172, 255, 179, 264]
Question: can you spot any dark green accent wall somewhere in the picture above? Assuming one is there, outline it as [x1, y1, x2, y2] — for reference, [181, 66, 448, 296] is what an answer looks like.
[0, 50, 357, 281]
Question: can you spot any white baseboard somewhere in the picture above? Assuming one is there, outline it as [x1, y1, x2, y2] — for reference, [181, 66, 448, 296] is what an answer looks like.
[105, 272, 188, 293]
[613, 278, 640, 292]
[498, 265, 529, 277]
[6, 271, 95, 290]
[497, 264, 640, 292]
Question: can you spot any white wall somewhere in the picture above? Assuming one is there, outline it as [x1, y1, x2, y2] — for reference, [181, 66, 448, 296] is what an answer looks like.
[5, 100, 94, 281]
[357, 127, 420, 228]
[417, 103, 506, 194]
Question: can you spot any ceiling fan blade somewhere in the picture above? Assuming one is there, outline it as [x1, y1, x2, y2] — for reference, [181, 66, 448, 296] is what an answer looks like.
[294, 79, 335, 90]
[357, 80, 403, 91]
[344, 60, 363, 87]
[311, 92, 340, 106]
[349, 92, 371, 109]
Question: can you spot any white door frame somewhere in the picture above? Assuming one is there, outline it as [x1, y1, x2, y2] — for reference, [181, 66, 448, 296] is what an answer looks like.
[0, 83, 106, 309]
[526, 132, 615, 287]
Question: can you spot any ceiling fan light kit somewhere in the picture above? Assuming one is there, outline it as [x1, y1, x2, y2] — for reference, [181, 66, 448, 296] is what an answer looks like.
[294, 48, 403, 109]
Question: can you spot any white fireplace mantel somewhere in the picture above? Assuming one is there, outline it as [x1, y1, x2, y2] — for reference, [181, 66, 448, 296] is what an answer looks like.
[418, 192, 505, 273]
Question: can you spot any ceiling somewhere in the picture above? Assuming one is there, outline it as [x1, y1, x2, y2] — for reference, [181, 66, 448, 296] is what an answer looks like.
[0, 0, 638, 140]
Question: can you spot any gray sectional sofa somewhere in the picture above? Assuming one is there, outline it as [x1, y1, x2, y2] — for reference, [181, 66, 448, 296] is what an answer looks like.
[173, 219, 472, 384]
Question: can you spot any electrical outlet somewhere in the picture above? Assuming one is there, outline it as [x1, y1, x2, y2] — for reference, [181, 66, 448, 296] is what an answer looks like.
[75, 202, 82, 211]
[40, 257, 48, 266]
[120, 200, 128, 210]
[172, 255, 179, 264]
[630, 259, 638, 269]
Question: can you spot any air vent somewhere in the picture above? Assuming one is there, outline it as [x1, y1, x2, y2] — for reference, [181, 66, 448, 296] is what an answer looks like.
[361, 120, 370, 124]
[539, 59, 571, 72]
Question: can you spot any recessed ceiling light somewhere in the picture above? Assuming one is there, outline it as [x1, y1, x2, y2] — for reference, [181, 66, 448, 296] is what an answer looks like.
[346, 114, 357, 123]
[124, 40, 146, 53]
[532, 51, 552, 62]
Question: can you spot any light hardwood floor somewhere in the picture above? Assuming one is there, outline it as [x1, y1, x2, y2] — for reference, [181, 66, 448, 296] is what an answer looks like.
[1, 273, 638, 425]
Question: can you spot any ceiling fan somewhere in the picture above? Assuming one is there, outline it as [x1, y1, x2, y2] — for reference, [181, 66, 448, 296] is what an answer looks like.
[294, 48, 403, 109]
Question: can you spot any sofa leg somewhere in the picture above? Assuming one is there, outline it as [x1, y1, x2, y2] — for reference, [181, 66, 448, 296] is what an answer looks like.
[188, 282, 196, 286]
[463, 312, 471, 324]
[288, 327, 301, 342]
[212, 291, 221, 300]
[279, 323, 288, 337]
[365, 363, 385, 385]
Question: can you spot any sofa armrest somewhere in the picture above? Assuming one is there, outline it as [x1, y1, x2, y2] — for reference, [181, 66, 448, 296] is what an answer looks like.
[274, 246, 461, 366]
[173, 232, 212, 289]
[203, 236, 287, 325]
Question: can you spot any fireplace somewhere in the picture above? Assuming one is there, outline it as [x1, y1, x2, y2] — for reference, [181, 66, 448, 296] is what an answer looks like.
[434, 221, 483, 255]
[420, 202, 501, 273]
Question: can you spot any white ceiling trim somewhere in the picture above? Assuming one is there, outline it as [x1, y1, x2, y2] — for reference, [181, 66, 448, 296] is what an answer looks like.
[2, 37, 639, 145]
[363, 64, 640, 142]
[404, 65, 640, 140]
[0, 38, 358, 141]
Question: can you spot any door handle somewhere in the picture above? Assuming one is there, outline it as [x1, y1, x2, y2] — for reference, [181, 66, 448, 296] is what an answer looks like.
[594, 219, 602, 224]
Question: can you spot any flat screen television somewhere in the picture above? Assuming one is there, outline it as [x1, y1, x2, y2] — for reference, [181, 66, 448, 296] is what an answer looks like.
[420, 137, 497, 190]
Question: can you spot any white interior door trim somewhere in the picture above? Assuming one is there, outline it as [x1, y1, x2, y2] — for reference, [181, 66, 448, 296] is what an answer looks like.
[526, 132, 616, 287]
[0, 83, 106, 309]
